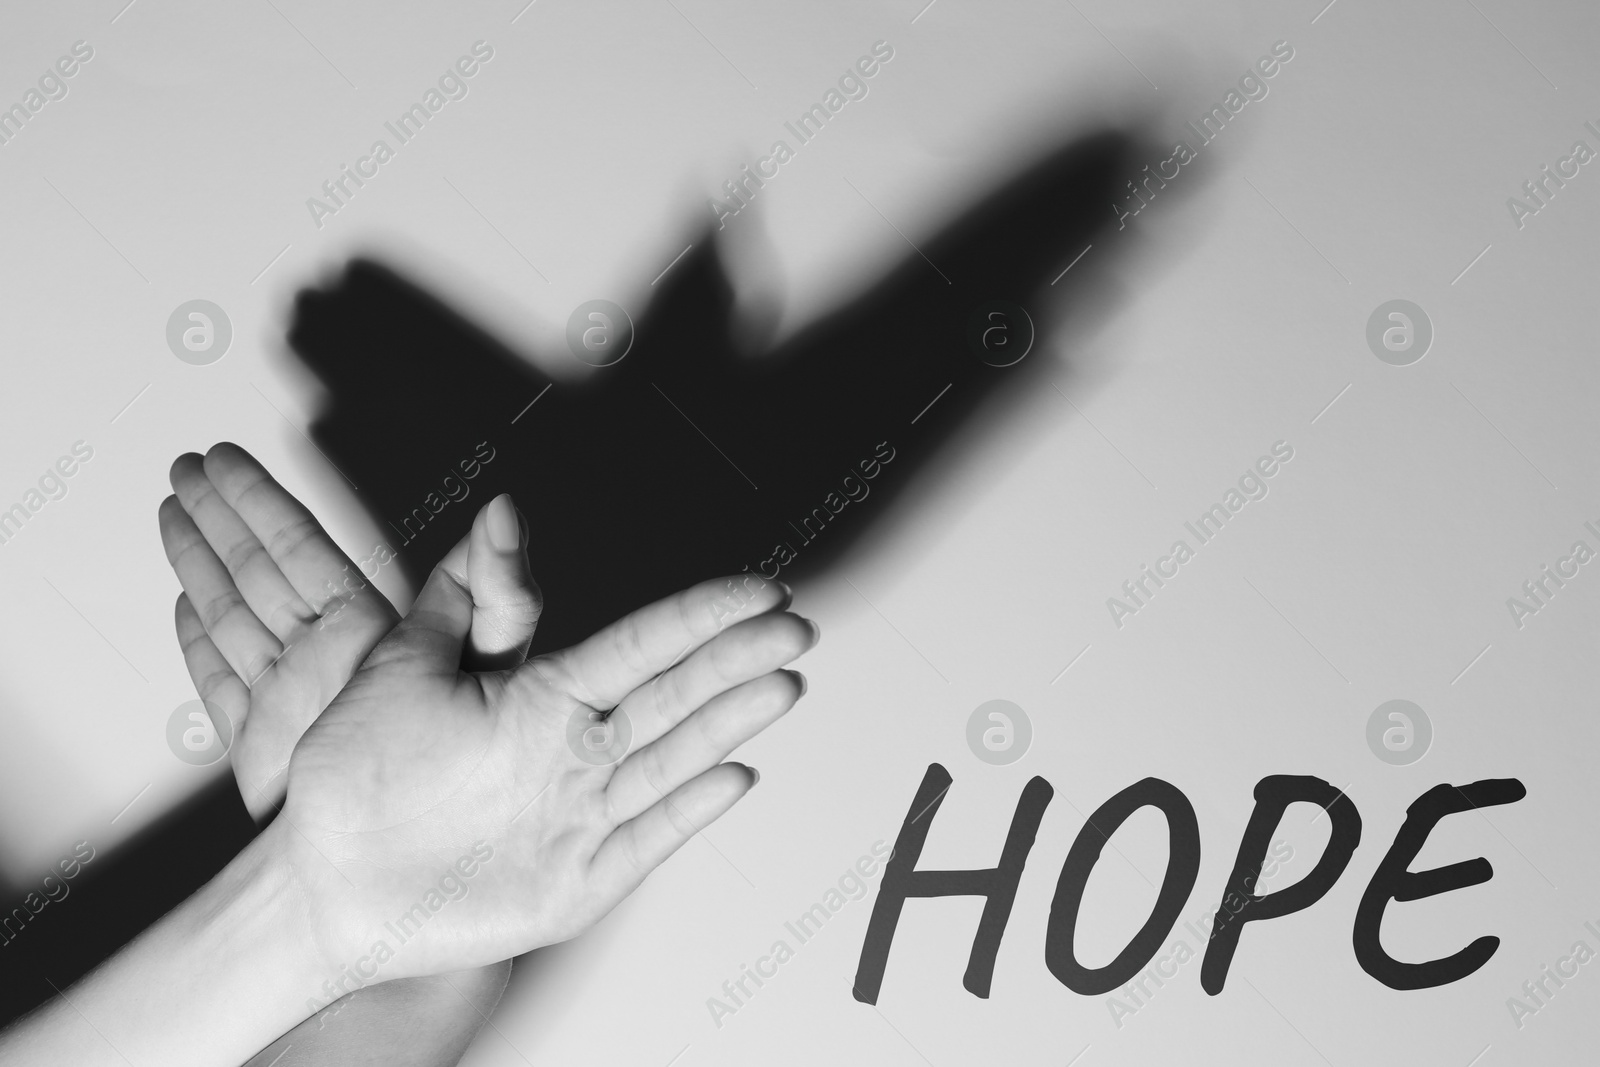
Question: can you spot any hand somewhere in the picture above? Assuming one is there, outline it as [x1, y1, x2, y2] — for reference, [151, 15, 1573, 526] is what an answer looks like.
[161, 443, 543, 1065]
[272, 555, 814, 985]
[160, 443, 540, 819]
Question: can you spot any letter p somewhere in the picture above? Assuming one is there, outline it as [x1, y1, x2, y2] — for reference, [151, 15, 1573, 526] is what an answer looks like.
[1200, 775, 1362, 994]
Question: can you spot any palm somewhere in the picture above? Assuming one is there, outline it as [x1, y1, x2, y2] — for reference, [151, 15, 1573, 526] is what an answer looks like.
[289, 673, 599, 975]
[276, 569, 812, 981]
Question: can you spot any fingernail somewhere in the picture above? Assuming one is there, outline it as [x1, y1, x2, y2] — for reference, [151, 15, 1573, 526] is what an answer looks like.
[804, 617, 821, 645]
[748, 767, 761, 787]
[487, 494, 520, 551]
[776, 579, 793, 604]
[789, 670, 808, 698]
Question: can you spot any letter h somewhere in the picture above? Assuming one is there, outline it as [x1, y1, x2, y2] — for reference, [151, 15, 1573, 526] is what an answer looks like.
[852, 763, 1053, 1003]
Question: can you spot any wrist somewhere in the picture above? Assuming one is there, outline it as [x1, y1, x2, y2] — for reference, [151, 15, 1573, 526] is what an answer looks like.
[198, 816, 333, 1000]
[140, 818, 332, 1060]
[0, 817, 333, 1067]
[253, 810, 415, 1007]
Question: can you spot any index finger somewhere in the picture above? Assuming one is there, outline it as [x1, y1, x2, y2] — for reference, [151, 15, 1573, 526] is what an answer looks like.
[535, 575, 790, 708]
[201, 442, 376, 616]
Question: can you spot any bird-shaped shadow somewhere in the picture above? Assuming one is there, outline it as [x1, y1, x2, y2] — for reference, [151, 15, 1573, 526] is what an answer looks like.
[293, 128, 1146, 652]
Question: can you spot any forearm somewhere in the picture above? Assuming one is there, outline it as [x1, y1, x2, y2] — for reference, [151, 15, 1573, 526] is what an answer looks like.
[0, 821, 325, 1067]
[245, 962, 511, 1067]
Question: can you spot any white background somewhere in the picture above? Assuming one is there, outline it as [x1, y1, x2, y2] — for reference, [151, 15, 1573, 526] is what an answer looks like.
[0, 0, 1597, 1063]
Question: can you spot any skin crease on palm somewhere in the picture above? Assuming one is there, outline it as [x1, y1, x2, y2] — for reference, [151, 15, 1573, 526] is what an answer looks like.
[158, 443, 816, 989]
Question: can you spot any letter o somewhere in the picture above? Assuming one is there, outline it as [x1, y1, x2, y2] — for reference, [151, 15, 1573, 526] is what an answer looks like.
[1044, 778, 1201, 995]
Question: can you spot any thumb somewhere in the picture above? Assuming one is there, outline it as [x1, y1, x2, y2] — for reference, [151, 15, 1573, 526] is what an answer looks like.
[376, 549, 473, 676]
[394, 494, 541, 675]
[463, 493, 542, 671]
